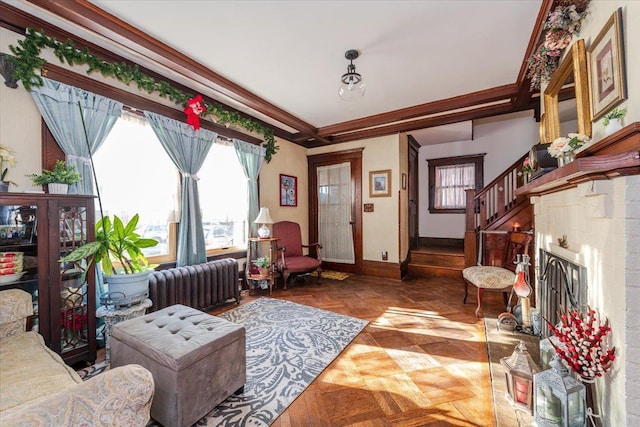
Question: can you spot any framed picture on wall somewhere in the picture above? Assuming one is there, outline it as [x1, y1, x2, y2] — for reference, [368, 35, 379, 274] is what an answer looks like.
[280, 174, 297, 207]
[587, 8, 627, 121]
[369, 170, 391, 197]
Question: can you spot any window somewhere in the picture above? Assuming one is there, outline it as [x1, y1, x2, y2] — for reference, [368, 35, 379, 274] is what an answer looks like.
[93, 114, 178, 260]
[93, 114, 249, 260]
[198, 142, 248, 250]
[427, 154, 485, 213]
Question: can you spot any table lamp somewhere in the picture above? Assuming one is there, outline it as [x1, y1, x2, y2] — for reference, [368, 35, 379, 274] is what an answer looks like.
[254, 207, 273, 238]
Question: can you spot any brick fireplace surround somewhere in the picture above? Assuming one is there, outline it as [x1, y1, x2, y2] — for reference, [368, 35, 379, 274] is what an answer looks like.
[517, 124, 640, 425]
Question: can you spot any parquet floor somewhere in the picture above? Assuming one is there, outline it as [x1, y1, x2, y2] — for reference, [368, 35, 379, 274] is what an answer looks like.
[209, 274, 508, 427]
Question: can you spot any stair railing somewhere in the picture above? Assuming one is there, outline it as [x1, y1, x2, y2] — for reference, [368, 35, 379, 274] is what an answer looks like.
[464, 152, 529, 266]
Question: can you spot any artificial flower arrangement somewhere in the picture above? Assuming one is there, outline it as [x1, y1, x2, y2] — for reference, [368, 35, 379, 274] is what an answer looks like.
[547, 133, 590, 158]
[602, 107, 627, 126]
[253, 256, 270, 270]
[526, 0, 591, 90]
[0, 144, 16, 185]
[547, 306, 616, 380]
[521, 156, 532, 175]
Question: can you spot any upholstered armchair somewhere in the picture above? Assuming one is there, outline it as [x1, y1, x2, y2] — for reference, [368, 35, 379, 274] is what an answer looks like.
[462, 231, 532, 317]
[272, 221, 322, 288]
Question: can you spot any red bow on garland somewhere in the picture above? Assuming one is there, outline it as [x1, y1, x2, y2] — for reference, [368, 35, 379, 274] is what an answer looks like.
[184, 94, 207, 130]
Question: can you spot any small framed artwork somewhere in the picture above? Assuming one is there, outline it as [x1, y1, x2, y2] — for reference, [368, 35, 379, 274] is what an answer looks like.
[369, 169, 391, 198]
[402, 173, 407, 190]
[280, 174, 297, 207]
[587, 8, 627, 121]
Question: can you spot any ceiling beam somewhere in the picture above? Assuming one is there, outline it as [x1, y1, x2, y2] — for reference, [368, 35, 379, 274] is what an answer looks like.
[25, 0, 329, 143]
[317, 84, 519, 137]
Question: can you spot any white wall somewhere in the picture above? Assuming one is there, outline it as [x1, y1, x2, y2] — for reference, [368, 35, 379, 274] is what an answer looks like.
[418, 110, 538, 238]
[535, 2, 639, 425]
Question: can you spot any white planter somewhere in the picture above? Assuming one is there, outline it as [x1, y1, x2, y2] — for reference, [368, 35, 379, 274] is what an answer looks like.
[48, 183, 68, 194]
[604, 118, 623, 136]
[105, 270, 153, 304]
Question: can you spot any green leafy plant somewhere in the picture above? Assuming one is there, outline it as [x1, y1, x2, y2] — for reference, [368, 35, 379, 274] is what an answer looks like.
[60, 214, 158, 279]
[602, 107, 627, 126]
[0, 144, 16, 184]
[8, 28, 278, 162]
[28, 160, 82, 185]
[253, 256, 270, 270]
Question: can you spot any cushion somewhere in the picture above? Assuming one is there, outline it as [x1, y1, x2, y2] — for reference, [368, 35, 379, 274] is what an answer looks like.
[462, 266, 515, 290]
[277, 256, 321, 272]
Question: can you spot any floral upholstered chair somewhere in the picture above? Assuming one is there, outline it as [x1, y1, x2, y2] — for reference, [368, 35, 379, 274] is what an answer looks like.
[462, 231, 532, 317]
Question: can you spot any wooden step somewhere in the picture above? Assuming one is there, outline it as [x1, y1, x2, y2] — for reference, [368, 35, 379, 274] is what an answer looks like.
[408, 246, 465, 279]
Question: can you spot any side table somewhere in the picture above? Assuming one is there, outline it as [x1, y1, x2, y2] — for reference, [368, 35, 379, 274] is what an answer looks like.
[96, 299, 152, 365]
[246, 237, 280, 295]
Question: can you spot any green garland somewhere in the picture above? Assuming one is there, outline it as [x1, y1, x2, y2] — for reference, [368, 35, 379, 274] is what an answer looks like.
[8, 28, 278, 162]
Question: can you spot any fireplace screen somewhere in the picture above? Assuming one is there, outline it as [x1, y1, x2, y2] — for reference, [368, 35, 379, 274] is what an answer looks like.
[538, 249, 587, 338]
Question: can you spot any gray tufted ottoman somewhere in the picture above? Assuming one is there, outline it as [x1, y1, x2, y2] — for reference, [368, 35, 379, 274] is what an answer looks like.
[110, 304, 246, 427]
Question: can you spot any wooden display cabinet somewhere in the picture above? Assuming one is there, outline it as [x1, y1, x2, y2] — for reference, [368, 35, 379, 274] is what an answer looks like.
[0, 193, 96, 365]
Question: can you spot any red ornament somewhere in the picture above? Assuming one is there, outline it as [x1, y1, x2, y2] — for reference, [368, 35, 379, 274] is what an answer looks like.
[184, 94, 206, 130]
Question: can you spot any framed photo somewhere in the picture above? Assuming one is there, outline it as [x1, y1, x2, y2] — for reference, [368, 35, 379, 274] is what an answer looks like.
[369, 169, 391, 197]
[587, 8, 627, 122]
[280, 174, 297, 207]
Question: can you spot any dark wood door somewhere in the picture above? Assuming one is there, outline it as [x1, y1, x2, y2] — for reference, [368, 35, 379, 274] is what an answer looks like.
[307, 149, 363, 275]
[408, 137, 420, 249]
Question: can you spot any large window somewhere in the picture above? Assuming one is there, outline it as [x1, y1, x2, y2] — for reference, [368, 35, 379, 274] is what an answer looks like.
[93, 113, 248, 261]
[427, 154, 484, 213]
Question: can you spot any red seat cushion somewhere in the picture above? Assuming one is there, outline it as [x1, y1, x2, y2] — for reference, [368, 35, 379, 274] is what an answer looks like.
[276, 256, 321, 272]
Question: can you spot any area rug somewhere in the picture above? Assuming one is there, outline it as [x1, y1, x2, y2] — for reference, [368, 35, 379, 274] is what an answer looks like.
[81, 298, 367, 426]
[310, 270, 349, 281]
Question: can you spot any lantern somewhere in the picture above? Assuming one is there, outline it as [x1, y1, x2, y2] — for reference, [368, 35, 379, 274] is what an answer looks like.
[500, 341, 540, 414]
[534, 355, 586, 426]
[539, 335, 565, 371]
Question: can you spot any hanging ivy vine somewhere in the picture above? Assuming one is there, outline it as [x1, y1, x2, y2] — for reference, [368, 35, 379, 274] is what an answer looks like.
[8, 28, 278, 161]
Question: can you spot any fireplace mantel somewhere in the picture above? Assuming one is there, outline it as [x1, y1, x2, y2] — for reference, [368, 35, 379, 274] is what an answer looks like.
[517, 122, 640, 196]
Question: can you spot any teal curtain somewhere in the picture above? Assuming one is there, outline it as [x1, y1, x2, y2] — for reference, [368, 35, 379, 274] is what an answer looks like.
[233, 139, 266, 237]
[30, 77, 122, 195]
[144, 111, 217, 266]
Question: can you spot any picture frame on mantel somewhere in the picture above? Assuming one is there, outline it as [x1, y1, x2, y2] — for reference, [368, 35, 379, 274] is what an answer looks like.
[369, 170, 391, 197]
[587, 7, 627, 122]
[280, 174, 297, 207]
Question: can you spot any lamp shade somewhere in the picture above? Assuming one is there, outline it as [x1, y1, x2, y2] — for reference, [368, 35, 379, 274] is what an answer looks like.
[254, 207, 273, 225]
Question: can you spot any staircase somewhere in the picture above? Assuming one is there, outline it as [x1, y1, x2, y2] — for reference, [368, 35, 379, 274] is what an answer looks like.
[409, 153, 532, 279]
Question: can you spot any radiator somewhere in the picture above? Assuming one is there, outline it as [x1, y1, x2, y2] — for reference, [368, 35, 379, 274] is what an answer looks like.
[148, 258, 240, 312]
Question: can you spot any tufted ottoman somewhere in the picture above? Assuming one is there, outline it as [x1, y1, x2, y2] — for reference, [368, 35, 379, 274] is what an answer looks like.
[110, 304, 246, 427]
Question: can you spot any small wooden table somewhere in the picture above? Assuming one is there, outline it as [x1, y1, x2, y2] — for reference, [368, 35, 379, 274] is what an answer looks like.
[246, 237, 280, 295]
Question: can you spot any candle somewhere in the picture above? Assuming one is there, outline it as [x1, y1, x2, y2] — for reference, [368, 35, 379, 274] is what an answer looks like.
[513, 222, 522, 232]
[521, 296, 531, 327]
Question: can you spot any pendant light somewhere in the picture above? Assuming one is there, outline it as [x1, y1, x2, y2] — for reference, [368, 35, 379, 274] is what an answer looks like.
[338, 49, 365, 101]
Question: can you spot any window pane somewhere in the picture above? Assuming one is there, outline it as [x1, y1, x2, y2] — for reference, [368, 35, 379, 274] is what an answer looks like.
[199, 143, 248, 250]
[434, 163, 475, 209]
[93, 115, 178, 257]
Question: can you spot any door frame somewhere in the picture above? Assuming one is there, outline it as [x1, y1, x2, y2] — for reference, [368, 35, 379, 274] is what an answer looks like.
[308, 149, 363, 275]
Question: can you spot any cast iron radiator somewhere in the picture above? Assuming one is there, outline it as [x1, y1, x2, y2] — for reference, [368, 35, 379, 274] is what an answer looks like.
[148, 258, 240, 312]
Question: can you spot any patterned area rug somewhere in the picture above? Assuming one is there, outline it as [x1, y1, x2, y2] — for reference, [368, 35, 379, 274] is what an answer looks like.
[80, 298, 367, 427]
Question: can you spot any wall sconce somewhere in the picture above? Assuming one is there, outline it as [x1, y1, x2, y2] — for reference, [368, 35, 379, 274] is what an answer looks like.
[534, 355, 586, 426]
[500, 341, 540, 414]
[512, 222, 522, 232]
[254, 207, 274, 238]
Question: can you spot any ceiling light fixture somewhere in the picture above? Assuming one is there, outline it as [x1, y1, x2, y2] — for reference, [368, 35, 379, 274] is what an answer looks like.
[338, 49, 365, 102]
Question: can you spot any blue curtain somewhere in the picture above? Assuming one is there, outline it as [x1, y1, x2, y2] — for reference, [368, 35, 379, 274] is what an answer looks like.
[144, 111, 217, 266]
[233, 139, 266, 237]
[30, 77, 122, 195]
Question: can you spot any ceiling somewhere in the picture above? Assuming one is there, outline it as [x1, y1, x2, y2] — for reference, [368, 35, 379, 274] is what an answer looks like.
[3, 0, 551, 146]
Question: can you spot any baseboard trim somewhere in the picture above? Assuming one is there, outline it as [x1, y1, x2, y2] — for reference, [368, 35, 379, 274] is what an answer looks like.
[362, 260, 401, 280]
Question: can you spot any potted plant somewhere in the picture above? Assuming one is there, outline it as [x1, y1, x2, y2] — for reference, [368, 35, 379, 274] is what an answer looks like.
[28, 160, 82, 194]
[60, 214, 159, 302]
[0, 144, 16, 192]
[253, 256, 271, 276]
[602, 107, 627, 135]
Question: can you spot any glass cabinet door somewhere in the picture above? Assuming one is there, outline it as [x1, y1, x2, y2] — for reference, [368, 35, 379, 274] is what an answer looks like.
[0, 204, 39, 331]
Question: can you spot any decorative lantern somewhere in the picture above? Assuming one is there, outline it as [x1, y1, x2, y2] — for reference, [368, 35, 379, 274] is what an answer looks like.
[539, 335, 565, 371]
[534, 354, 586, 426]
[500, 341, 540, 414]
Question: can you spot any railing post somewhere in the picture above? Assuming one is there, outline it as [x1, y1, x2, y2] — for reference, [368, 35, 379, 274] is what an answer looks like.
[465, 189, 475, 231]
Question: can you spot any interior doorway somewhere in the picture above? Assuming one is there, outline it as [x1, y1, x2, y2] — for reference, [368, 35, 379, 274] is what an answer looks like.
[408, 137, 420, 249]
[308, 149, 363, 274]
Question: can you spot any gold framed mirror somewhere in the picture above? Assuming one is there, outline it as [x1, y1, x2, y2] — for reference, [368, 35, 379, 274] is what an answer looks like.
[542, 39, 591, 141]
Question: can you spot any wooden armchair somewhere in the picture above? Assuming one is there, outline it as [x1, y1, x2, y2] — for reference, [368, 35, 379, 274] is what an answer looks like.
[462, 231, 532, 317]
[272, 221, 322, 288]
